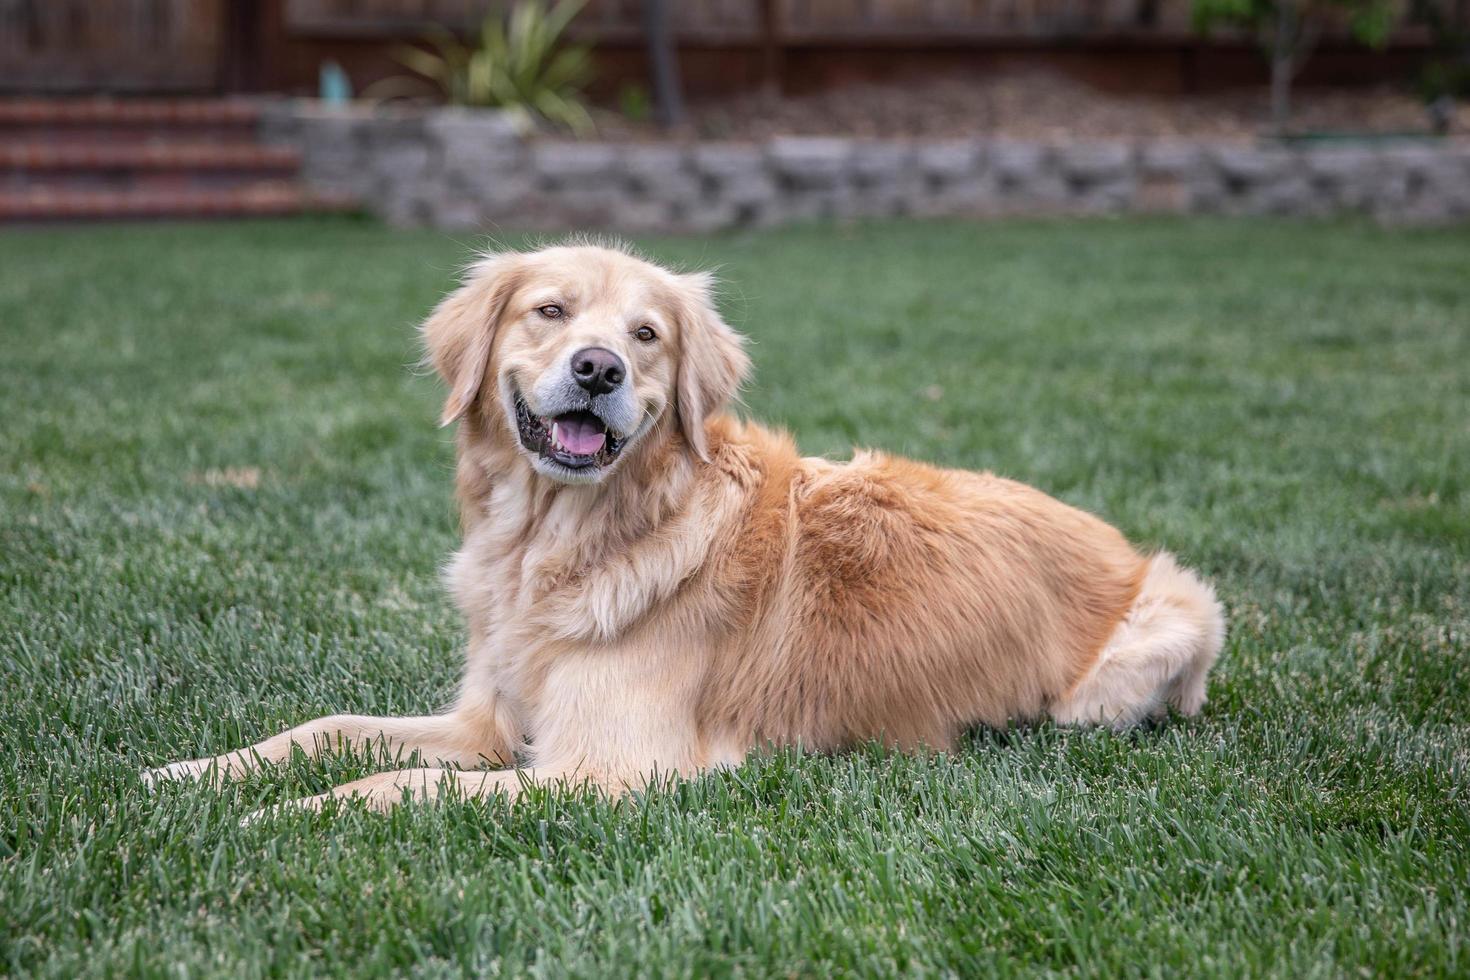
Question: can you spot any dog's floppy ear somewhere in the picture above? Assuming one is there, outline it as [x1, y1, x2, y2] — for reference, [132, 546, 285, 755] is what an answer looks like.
[422, 253, 525, 427]
[673, 272, 750, 461]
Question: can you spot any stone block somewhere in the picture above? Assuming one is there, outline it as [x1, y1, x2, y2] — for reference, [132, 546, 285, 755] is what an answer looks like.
[298, 114, 370, 160]
[1302, 146, 1378, 181]
[692, 143, 765, 178]
[917, 174, 1000, 217]
[681, 198, 741, 234]
[377, 188, 435, 228]
[446, 165, 536, 209]
[851, 141, 915, 182]
[1073, 177, 1137, 213]
[427, 194, 488, 231]
[1182, 186, 1224, 214]
[1139, 142, 1205, 178]
[621, 143, 691, 176]
[991, 143, 1066, 210]
[1302, 147, 1382, 210]
[427, 108, 522, 170]
[1002, 171, 1071, 212]
[362, 112, 427, 149]
[610, 197, 676, 233]
[1135, 174, 1190, 213]
[299, 148, 368, 196]
[989, 141, 1047, 181]
[1058, 143, 1132, 183]
[1243, 175, 1323, 217]
[1378, 144, 1442, 175]
[543, 185, 619, 225]
[445, 152, 530, 199]
[716, 172, 780, 208]
[915, 141, 980, 179]
[1212, 146, 1295, 184]
[531, 142, 620, 184]
[767, 137, 853, 188]
[426, 106, 520, 142]
[1387, 150, 1470, 223]
[622, 144, 698, 200]
[370, 141, 434, 183]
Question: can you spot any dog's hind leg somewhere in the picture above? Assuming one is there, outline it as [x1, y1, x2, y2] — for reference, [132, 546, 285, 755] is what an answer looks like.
[1049, 553, 1225, 730]
[144, 705, 519, 786]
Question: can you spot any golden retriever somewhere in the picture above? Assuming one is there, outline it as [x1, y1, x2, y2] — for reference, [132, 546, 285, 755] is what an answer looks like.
[148, 242, 1225, 813]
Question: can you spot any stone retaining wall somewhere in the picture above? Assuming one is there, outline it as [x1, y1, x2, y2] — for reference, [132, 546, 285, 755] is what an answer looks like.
[262, 101, 1470, 231]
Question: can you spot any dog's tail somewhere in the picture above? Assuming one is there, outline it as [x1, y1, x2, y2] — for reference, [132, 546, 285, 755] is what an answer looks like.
[1052, 552, 1226, 728]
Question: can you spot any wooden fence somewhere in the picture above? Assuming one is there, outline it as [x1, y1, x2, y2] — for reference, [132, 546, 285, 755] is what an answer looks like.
[0, 0, 225, 92]
[0, 0, 1410, 96]
[282, 0, 1199, 42]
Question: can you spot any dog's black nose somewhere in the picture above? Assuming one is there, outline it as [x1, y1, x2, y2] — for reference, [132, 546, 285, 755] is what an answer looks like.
[570, 347, 625, 395]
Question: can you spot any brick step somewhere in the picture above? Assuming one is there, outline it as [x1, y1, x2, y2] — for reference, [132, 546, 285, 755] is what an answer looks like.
[4, 141, 302, 192]
[0, 97, 264, 144]
[0, 184, 357, 222]
[2, 142, 300, 173]
[0, 98, 261, 126]
[0, 125, 263, 145]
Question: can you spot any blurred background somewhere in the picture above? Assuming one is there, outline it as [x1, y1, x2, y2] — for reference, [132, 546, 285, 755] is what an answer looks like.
[3, 11, 1469, 973]
[2, 0, 1468, 225]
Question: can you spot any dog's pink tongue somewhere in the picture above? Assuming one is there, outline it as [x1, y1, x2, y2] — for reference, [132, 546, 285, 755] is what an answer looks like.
[553, 416, 606, 455]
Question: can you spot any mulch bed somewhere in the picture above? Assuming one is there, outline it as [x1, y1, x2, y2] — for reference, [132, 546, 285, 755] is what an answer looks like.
[590, 73, 1467, 143]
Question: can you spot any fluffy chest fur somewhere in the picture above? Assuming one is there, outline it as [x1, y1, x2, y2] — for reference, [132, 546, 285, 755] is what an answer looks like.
[443, 421, 766, 762]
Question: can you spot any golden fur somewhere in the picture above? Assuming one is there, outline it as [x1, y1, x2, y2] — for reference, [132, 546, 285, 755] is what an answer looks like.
[148, 243, 1226, 814]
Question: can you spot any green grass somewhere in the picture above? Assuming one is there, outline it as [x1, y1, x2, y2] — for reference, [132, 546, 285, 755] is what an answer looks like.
[2, 216, 1467, 978]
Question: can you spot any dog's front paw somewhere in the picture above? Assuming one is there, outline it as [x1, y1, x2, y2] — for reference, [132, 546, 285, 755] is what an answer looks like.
[241, 792, 331, 827]
[141, 758, 215, 790]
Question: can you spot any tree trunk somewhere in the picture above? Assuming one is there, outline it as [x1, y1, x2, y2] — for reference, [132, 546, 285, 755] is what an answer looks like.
[643, 0, 685, 129]
[1270, 0, 1298, 134]
[1270, 49, 1294, 133]
[758, 0, 783, 106]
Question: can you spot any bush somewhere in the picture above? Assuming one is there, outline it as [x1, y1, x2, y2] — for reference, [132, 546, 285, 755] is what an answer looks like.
[1193, 0, 1400, 132]
[382, 0, 594, 134]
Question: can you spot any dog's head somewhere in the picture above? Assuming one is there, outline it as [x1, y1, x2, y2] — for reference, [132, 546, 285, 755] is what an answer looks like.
[423, 243, 749, 484]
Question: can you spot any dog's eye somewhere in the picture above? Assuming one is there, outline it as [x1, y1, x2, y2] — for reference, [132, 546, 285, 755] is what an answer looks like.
[537, 304, 563, 319]
[635, 325, 657, 343]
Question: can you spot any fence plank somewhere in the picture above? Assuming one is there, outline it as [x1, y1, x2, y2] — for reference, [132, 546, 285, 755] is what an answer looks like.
[0, 0, 223, 92]
[280, 0, 1203, 41]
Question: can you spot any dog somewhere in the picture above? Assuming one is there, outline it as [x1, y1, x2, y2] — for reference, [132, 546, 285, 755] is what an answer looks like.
[147, 242, 1225, 813]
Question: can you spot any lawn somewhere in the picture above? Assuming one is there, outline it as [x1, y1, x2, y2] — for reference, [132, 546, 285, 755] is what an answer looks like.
[1, 216, 1467, 977]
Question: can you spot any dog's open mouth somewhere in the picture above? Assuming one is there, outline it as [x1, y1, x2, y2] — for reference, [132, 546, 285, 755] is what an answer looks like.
[514, 390, 624, 471]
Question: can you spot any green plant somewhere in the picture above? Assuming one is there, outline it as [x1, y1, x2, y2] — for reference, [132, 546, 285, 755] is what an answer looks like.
[1410, 0, 1470, 127]
[389, 0, 594, 134]
[618, 81, 652, 123]
[1193, 0, 1401, 132]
